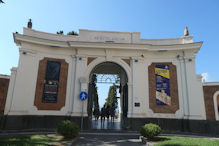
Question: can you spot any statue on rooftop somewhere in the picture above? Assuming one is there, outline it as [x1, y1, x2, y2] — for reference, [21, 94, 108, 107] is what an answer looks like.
[184, 26, 189, 36]
[27, 19, 32, 29]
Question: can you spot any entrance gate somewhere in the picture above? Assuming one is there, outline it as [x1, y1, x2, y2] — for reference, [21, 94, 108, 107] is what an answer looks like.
[87, 62, 128, 129]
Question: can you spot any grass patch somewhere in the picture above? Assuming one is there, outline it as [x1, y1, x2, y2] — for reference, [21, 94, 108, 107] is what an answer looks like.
[0, 134, 72, 146]
[155, 136, 219, 146]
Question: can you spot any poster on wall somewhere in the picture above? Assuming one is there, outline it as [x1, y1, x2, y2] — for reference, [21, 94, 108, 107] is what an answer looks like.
[42, 61, 61, 103]
[155, 64, 171, 105]
[42, 83, 58, 103]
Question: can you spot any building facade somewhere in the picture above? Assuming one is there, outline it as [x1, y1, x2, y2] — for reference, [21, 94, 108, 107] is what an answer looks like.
[1, 27, 217, 133]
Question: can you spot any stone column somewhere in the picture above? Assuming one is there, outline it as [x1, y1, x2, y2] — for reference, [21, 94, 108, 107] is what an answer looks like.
[4, 67, 17, 115]
[71, 55, 88, 116]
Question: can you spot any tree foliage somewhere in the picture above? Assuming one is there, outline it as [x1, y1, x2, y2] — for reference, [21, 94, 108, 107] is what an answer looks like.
[105, 84, 118, 108]
[56, 30, 64, 35]
[67, 31, 78, 36]
[56, 30, 78, 35]
[91, 74, 99, 109]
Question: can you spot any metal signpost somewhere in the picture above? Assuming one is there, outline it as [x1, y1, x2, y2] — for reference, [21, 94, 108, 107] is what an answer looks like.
[79, 91, 88, 131]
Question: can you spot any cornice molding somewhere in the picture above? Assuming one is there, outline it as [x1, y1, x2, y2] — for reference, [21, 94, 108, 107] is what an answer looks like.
[14, 33, 203, 53]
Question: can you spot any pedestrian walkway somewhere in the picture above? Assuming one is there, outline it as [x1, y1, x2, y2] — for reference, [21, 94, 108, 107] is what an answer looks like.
[74, 130, 219, 146]
[1, 129, 218, 146]
[92, 118, 120, 130]
[75, 131, 144, 146]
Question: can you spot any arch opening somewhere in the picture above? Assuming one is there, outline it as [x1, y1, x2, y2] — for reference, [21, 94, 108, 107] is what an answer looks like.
[216, 94, 219, 120]
[213, 91, 219, 121]
[87, 62, 128, 130]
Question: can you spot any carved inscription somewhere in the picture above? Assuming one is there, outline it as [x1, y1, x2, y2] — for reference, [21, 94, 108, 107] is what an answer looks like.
[94, 36, 125, 42]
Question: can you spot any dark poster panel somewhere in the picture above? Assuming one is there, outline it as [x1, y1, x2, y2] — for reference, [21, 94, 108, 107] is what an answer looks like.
[42, 61, 61, 103]
[45, 61, 61, 80]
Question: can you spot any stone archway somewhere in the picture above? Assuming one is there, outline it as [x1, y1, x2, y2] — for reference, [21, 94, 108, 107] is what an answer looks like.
[213, 91, 219, 120]
[87, 61, 129, 129]
[85, 57, 131, 83]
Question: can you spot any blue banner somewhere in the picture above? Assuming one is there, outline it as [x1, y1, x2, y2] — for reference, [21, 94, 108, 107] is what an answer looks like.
[155, 65, 171, 106]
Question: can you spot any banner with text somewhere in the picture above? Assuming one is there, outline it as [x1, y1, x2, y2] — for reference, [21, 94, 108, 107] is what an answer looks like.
[155, 65, 171, 105]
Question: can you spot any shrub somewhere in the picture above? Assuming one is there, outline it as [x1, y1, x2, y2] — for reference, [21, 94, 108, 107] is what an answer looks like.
[57, 120, 80, 138]
[140, 123, 161, 140]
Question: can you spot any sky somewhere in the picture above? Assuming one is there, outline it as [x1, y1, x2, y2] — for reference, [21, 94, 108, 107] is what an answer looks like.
[0, 0, 219, 107]
[97, 83, 120, 110]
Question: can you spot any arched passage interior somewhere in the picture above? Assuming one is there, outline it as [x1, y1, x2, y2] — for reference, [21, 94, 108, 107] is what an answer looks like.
[87, 62, 128, 130]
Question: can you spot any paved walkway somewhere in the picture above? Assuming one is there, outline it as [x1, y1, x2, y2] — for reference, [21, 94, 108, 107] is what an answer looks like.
[91, 117, 121, 130]
[1, 129, 219, 146]
[75, 132, 144, 146]
[74, 130, 219, 146]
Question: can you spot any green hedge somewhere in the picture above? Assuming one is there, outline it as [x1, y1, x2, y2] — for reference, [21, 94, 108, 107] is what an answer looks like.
[140, 123, 161, 140]
[57, 120, 80, 138]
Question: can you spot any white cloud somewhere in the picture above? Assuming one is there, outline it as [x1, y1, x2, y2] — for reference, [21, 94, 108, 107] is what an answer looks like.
[201, 73, 209, 82]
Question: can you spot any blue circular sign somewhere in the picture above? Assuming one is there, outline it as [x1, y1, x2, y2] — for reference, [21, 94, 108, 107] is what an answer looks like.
[79, 91, 88, 101]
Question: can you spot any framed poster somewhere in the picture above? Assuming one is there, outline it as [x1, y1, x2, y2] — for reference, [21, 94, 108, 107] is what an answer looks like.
[42, 61, 61, 103]
[155, 64, 171, 105]
[42, 84, 58, 103]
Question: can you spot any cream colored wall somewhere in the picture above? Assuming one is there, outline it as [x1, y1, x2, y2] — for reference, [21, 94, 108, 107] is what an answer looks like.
[4, 67, 17, 115]
[5, 44, 76, 116]
[5, 45, 206, 120]
[5, 28, 206, 120]
[131, 51, 184, 119]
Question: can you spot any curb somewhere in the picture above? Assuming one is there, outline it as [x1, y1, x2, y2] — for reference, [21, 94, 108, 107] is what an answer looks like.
[80, 132, 139, 136]
[0, 131, 55, 136]
[140, 136, 154, 146]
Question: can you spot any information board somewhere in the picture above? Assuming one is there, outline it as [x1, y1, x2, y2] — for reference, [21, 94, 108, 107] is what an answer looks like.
[42, 61, 61, 103]
[42, 84, 58, 103]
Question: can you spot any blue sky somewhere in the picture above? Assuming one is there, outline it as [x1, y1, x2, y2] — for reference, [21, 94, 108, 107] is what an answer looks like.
[97, 83, 120, 109]
[1, 0, 219, 107]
